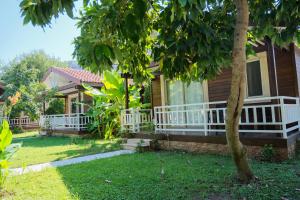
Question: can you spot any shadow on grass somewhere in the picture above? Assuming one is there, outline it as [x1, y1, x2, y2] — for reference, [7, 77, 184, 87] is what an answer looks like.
[12, 136, 99, 148]
[54, 151, 300, 200]
[49, 142, 121, 161]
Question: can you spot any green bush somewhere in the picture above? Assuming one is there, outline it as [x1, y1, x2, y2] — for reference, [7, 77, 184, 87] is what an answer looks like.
[45, 99, 65, 115]
[260, 144, 276, 162]
[12, 126, 24, 134]
[84, 70, 141, 139]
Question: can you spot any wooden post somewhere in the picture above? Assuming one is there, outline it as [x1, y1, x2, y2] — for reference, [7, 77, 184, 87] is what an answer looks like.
[64, 97, 68, 114]
[125, 75, 129, 110]
[78, 91, 81, 131]
[78, 91, 81, 113]
[140, 85, 145, 104]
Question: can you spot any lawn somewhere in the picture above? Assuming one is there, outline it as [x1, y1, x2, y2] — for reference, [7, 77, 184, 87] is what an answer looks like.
[10, 132, 121, 168]
[3, 151, 300, 200]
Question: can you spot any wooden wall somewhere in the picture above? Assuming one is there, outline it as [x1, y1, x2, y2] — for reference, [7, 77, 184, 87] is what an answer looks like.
[150, 42, 299, 105]
[275, 45, 298, 97]
[151, 76, 162, 107]
[207, 42, 299, 102]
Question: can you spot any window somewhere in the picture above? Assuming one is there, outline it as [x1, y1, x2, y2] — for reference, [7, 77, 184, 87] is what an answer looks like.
[246, 61, 263, 97]
[246, 52, 270, 98]
[166, 80, 204, 105]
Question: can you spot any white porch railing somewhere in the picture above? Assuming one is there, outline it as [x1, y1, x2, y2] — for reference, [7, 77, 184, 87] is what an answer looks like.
[0, 116, 39, 128]
[121, 109, 153, 133]
[40, 113, 92, 131]
[121, 96, 300, 138]
[9, 117, 39, 127]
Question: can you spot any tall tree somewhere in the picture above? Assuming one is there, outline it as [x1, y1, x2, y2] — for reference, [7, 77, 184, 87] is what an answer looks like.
[19, 0, 300, 182]
[0, 51, 66, 119]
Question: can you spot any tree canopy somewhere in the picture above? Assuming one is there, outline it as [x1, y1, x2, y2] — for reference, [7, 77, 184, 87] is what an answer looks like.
[0, 51, 67, 119]
[20, 0, 300, 81]
[19, 0, 300, 182]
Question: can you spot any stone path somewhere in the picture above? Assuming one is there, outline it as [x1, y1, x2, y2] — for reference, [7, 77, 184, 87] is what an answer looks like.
[10, 150, 135, 175]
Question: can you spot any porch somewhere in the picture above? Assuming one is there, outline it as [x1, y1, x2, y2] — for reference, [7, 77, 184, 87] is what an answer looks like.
[121, 96, 300, 139]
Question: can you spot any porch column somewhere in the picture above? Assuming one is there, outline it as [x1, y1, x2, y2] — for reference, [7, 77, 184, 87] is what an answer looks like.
[43, 102, 46, 115]
[124, 75, 129, 110]
[64, 97, 68, 114]
[77, 90, 81, 131]
[78, 90, 81, 113]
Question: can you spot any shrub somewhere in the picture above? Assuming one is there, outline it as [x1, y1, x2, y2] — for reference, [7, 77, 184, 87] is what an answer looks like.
[45, 99, 65, 115]
[83, 70, 141, 139]
[12, 126, 24, 134]
[260, 144, 276, 162]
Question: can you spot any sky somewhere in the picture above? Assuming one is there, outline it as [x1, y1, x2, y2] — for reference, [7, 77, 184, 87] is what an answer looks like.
[0, 1, 82, 64]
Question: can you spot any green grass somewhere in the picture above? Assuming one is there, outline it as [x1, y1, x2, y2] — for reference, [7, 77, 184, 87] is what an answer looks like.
[12, 131, 39, 139]
[10, 132, 121, 168]
[3, 151, 300, 200]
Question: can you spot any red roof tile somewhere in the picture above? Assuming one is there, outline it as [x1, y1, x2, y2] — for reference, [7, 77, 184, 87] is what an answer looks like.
[49, 67, 102, 84]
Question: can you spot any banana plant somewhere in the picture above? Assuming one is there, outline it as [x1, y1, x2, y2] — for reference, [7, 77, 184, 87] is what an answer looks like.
[83, 70, 141, 139]
[0, 119, 20, 188]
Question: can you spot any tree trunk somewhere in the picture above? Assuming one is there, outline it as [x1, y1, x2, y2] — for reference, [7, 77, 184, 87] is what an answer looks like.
[225, 0, 254, 182]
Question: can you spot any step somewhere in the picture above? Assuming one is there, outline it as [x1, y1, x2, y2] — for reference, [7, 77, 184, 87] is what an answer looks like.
[121, 143, 150, 151]
[121, 139, 152, 151]
[126, 139, 152, 145]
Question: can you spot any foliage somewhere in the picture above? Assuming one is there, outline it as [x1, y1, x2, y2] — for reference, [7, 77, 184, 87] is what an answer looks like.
[84, 70, 141, 139]
[19, 0, 300, 181]
[10, 132, 121, 168]
[260, 144, 276, 162]
[142, 83, 151, 105]
[0, 51, 66, 119]
[3, 152, 300, 199]
[11, 127, 24, 135]
[45, 98, 65, 115]
[19, 1, 300, 82]
[0, 120, 19, 189]
[20, 0, 75, 27]
[73, 0, 156, 82]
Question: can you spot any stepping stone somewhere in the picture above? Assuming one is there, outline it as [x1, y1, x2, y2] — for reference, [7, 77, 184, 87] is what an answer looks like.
[121, 138, 152, 151]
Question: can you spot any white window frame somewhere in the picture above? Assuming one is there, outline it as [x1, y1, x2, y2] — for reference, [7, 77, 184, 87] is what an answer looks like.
[160, 75, 209, 106]
[246, 51, 270, 99]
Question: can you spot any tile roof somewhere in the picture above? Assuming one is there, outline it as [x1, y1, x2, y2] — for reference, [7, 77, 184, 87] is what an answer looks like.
[49, 67, 102, 84]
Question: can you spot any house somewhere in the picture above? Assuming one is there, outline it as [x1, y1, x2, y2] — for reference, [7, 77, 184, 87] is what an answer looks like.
[121, 39, 300, 160]
[39, 67, 103, 135]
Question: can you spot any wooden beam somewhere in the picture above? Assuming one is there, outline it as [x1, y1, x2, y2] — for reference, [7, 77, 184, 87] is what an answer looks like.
[125, 76, 129, 109]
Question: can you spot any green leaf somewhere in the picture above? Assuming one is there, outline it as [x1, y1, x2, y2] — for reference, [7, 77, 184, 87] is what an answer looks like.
[0, 120, 12, 152]
[178, 0, 187, 7]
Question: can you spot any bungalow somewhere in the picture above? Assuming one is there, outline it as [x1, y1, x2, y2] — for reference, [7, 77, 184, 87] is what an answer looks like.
[121, 39, 300, 160]
[39, 67, 103, 135]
